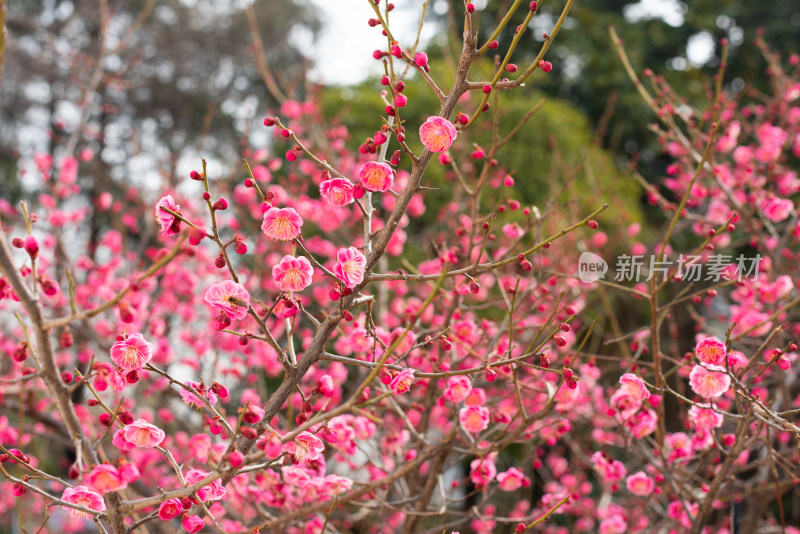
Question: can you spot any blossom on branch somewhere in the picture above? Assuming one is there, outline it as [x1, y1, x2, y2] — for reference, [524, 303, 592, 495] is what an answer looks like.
[333, 246, 366, 289]
[110, 333, 153, 371]
[261, 206, 304, 241]
[419, 116, 457, 153]
[272, 255, 314, 292]
[204, 280, 251, 320]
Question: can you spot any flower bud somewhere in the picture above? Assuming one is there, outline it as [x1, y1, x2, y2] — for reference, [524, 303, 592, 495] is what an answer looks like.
[23, 235, 39, 259]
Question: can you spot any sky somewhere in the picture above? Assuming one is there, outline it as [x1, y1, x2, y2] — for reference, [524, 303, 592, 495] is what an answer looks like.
[298, 0, 707, 85]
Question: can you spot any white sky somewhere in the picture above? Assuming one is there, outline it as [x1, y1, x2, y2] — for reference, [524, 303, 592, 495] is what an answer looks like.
[297, 0, 439, 85]
[301, 0, 711, 84]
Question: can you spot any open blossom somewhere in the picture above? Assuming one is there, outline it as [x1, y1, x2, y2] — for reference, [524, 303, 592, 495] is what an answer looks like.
[444, 375, 472, 403]
[112, 419, 165, 450]
[625, 471, 655, 496]
[469, 456, 497, 488]
[695, 337, 726, 365]
[272, 255, 314, 292]
[155, 194, 181, 235]
[419, 116, 457, 152]
[61, 486, 106, 519]
[182, 515, 205, 533]
[388, 369, 416, 395]
[261, 206, 304, 240]
[496, 467, 530, 491]
[180, 381, 218, 408]
[282, 431, 325, 463]
[358, 161, 395, 192]
[459, 405, 490, 433]
[158, 498, 183, 520]
[84, 464, 127, 494]
[333, 246, 367, 288]
[110, 333, 153, 371]
[618, 373, 650, 401]
[204, 280, 250, 320]
[689, 364, 731, 398]
[591, 451, 627, 484]
[761, 196, 794, 222]
[184, 469, 227, 501]
[688, 404, 724, 430]
[320, 177, 355, 206]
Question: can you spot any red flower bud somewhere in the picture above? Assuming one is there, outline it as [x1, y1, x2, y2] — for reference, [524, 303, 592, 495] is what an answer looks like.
[23, 235, 39, 259]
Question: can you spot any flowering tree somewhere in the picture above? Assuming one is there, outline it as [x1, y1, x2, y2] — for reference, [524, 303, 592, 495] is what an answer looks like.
[1, 1, 799, 534]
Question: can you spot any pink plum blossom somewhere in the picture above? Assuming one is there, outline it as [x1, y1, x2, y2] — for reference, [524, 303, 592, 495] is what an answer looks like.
[469, 456, 497, 488]
[444, 375, 472, 403]
[204, 280, 251, 320]
[695, 336, 727, 365]
[625, 471, 655, 496]
[109, 333, 153, 371]
[689, 364, 731, 398]
[496, 467, 530, 491]
[618, 373, 650, 401]
[182, 515, 205, 533]
[84, 464, 127, 494]
[591, 451, 627, 485]
[158, 498, 182, 520]
[61, 486, 106, 519]
[688, 404, 724, 430]
[358, 161, 395, 192]
[333, 246, 367, 288]
[419, 116, 457, 152]
[272, 255, 314, 292]
[320, 177, 355, 206]
[761, 196, 794, 222]
[388, 369, 416, 396]
[460, 405, 490, 433]
[154, 194, 181, 235]
[282, 431, 325, 463]
[261, 206, 304, 240]
[184, 469, 227, 501]
[112, 419, 165, 450]
[180, 381, 218, 408]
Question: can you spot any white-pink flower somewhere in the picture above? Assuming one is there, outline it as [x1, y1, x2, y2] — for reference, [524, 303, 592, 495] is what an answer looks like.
[761, 196, 794, 222]
[333, 246, 367, 289]
[591, 451, 627, 483]
[695, 336, 726, 365]
[459, 405, 490, 433]
[261, 206, 304, 240]
[272, 255, 314, 292]
[83, 464, 127, 494]
[155, 195, 181, 235]
[204, 280, 251, 320]
[688, 404, 724, 430]
[388, 369, 416, 396]
[109, 333, 153, 371]
[625, 471, 655, 496]
[419, 116, 457, 153]
[444, 375, 472, 403]
[618, 373, 650, 402]
[61, 486, 106, 519]
[358, 161, 395, 192]
[112, 419, 165, 450]
[689, 364, 731, 398]
[282, 431, 325, 463]
[496, 467, 530, 491]
[320, 178, 355, 206]
[184, 469, 227, 502]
